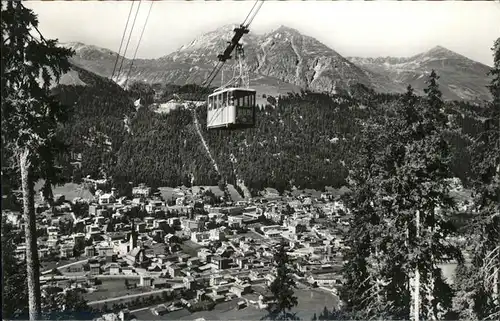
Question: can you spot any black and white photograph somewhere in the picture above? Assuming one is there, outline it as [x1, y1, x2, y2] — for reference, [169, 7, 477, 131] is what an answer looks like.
[1, 0, 499, 320]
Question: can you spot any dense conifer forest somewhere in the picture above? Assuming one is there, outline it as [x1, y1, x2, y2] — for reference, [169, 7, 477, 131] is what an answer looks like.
[39, 68, 489, 198]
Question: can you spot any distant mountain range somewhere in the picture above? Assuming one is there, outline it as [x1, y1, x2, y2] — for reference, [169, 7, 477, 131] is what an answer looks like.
[62, 24, 493, 102]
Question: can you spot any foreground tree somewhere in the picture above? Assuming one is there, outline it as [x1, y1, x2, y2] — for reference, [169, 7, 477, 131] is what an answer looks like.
[1, 2, 74, 319]
[456, 37, 500, 320]
[341, 73, 462, 320]
[263, 240, 298, 320]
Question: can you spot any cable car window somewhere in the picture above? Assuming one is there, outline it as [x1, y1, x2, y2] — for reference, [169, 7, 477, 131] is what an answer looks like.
[241, 94, 245, 107]
[223, 92, 227, 107]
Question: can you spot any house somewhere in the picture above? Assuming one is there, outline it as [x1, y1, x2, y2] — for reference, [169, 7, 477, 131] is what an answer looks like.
[96, 244, 114, 257]
[230, 283, 251, 297]
[167, 264, 181, 277]
[109, 263, 121, 275]
[139, 275, 153, 287]
[235, 257, 249, 269]
[146, 201, 164, 214]
[182, 219, 200, 231]
[122, 266, 135, 275]
[38, 248, 49, 259]
[136, 223, 146, 233]
[151, 278, 170, 290]
[228, 215, 244, 228]
[118, 309, 130, 321]
[264, 273, 276, 286]
[209, 229, 224, 241]
[183, 276, 195, 290]
[187, 257, 201, 268]
[210, 285, 230, 302]
[147, 263, 163, 272]
[178, 253, 191, 263]
[151, 229, 165, 241]
[72, 233, 86, 246]
[132, 184, 151, 199]
[197, 248, 213, 262]
[124, 247, 149, 267]
[60, 244, 74, 258]
[89, 262, 101, 275]
[307, 275, 341, 287]
[96, 209, 110, 218]
[99, 193, 116, 205]
[151, 304, 167, 316]
[153, 219, 167, 229]
[85, 246, 96, 257]
[210, 274, 225, 286]
[212, 256, 231, 270]
[191, 231, 210, 244]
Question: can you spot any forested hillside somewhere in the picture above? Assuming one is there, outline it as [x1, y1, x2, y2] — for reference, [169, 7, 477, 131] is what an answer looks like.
[53, 66, 136, 177]
[47, 67, 490, 196]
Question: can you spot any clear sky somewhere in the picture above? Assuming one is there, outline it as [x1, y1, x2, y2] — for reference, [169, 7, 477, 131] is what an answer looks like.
[25, 0, 500, 66]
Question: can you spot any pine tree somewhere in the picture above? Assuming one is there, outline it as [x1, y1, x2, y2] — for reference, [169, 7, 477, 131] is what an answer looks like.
[459, 37, 500, 320]
[406, 71, 461, 321]
[264, 240, 298, 320]
[1, 3, 74, 319]
[340, 76, 462, 320]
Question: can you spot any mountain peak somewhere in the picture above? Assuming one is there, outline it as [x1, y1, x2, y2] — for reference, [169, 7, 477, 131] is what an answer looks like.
[213, 23, 241, 33]
[273, 25, 300, 34]
[427, 45, 452, 53]
[423, 45, 461, 59]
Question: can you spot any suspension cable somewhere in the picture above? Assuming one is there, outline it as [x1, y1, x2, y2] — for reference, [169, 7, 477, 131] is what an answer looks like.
[124, 0, 154, 88]
[115, 0, 142, 82]
[111, 1, 136, 80]
[243, 0, 264, 28]
[241, 0, 259, 27]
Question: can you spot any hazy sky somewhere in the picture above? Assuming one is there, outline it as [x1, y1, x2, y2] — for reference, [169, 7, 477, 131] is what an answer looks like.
[26, 1, 500, 66]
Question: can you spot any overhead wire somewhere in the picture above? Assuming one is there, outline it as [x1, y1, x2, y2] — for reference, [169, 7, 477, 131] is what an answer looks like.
[242, 0, 259, 27]
[244, 0, 264, 28]
[111, 0, 136, 81]
[115, 0, 143, 83]
[124, 0, 154, 88]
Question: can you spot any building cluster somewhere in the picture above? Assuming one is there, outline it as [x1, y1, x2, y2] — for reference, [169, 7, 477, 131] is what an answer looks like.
[6, 183, 353, 315]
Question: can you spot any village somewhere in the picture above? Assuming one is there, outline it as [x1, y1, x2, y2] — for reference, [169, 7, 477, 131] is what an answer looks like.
[4, 179, 351, 320]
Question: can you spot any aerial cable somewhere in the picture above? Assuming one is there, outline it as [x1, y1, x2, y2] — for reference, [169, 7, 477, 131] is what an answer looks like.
[244, 0, 264, 28]
[111, 0, 136, 80]
[124, 0, 154, 88]
[241, 0, 259, 27]
[115, 0, 143, 82]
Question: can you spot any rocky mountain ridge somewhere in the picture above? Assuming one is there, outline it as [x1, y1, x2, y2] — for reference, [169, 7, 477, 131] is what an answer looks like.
[62, 25, 492, 101]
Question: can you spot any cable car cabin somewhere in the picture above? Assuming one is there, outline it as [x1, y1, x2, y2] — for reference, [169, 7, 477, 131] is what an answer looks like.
[207, 88, 256, 130]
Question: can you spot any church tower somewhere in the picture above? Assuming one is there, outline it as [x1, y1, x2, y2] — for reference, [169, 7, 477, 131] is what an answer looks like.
[129, 221, 138, 249]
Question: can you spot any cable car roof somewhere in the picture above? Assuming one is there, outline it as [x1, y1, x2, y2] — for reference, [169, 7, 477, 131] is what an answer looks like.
[209, 87, 257, 96]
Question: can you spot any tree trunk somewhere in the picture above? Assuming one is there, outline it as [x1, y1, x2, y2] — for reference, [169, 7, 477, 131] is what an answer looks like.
[20, 148, 41, 320]
[493, 263, 499, 313]
[413, 210, 420, 321]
